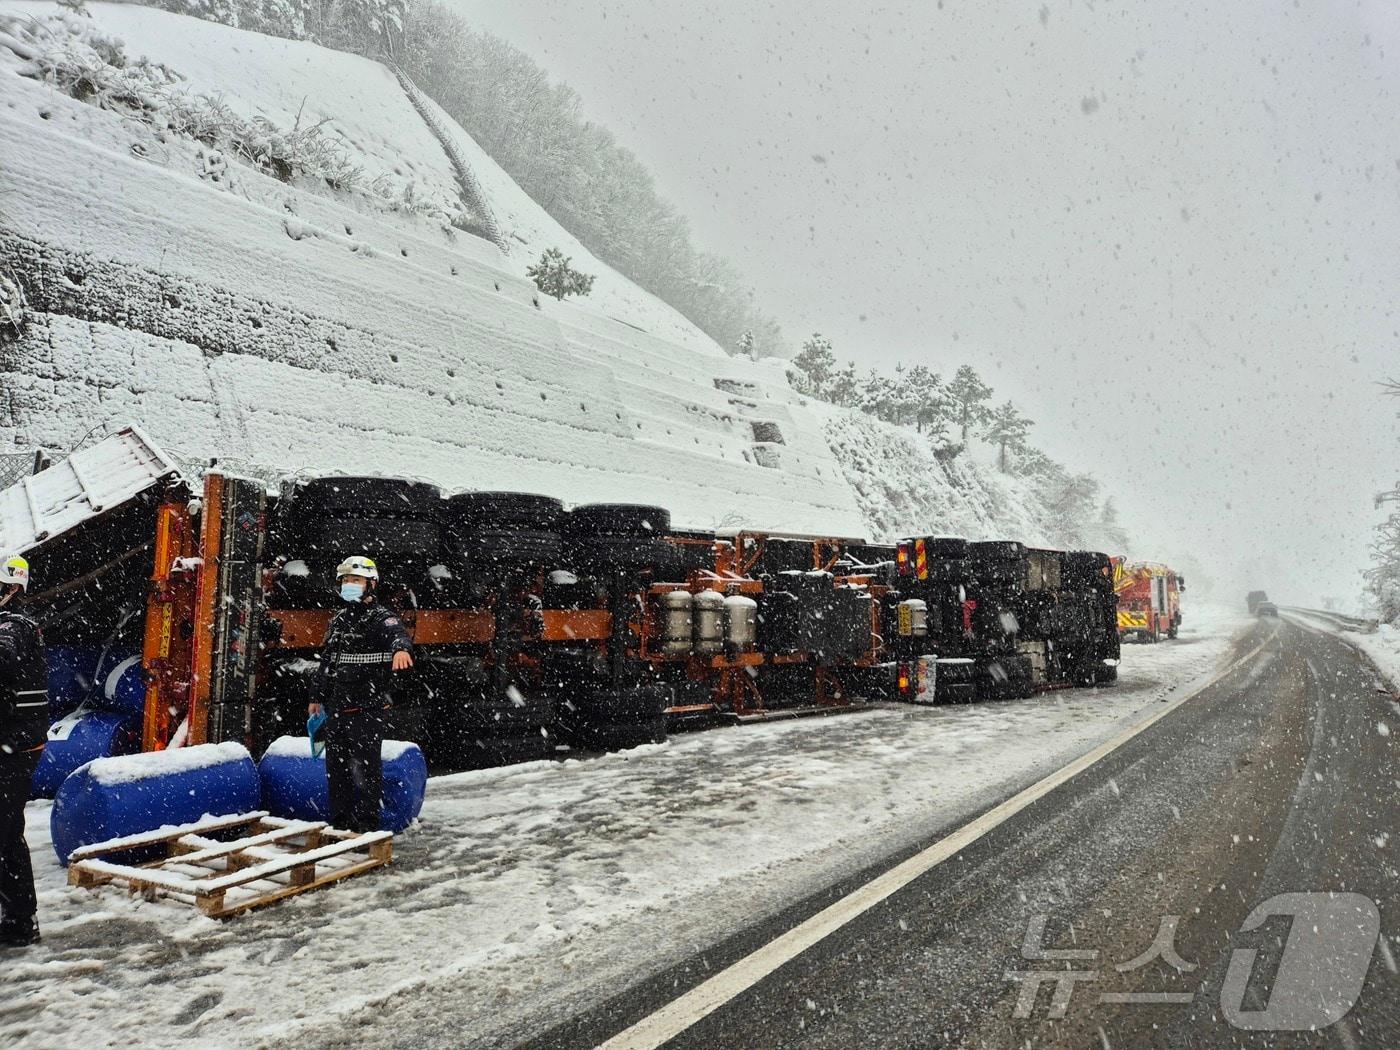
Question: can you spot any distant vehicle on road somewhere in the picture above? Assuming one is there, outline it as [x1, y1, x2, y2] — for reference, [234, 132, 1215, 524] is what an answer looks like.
[1256, 601, 1279, 617]
[1247, 590, 1269, 613]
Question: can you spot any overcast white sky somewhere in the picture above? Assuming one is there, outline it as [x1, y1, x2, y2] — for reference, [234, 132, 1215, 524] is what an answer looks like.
[458, 0, 1400, 606]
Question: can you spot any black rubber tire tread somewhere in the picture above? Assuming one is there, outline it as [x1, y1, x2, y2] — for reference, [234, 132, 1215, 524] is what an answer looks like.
[567, 503, 672, 539]
[291, 476, 444, 519]
[458, 689, 554, 730]
[311, 517, 442, 561]
[473, 733, 555, 766]
[448, 492, 564, 530]
[572, 536, 672, 571]
[590, 720, 667, 752]
[451, 528, 563, 566]
[429, 729, 553, 771]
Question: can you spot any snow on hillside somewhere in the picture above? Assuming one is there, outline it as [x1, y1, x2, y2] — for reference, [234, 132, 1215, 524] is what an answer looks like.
[0, 3, 858, 532]
[399, 72, 726, 357]
[820, 406, 1054, 545]
[9, 1, 724, 356]
[0, 2, 1067, 549]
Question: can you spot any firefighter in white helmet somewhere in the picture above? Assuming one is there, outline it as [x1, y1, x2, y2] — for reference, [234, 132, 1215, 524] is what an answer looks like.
[309, 556, 413, 833]
[0, 554, 45, 948]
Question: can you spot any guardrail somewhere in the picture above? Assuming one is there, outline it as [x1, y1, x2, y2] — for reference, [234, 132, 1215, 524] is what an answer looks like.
[1281, 606, 1380, 634]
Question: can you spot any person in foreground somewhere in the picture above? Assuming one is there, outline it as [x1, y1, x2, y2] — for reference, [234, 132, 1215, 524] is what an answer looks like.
[0, 554, 46, 948]
[309, 555, 413, 833]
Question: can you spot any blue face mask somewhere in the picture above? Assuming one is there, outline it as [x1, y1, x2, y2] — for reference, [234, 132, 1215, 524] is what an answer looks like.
[340, 581, 365, 602]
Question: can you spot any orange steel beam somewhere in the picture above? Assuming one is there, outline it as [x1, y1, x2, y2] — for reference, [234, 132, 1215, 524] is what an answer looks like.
[186, 473, 224, 746]
[540, 609, 612, 642]
[734, 533, 764, 577]
[140, 500, 198, 751]
[267, 607, 613, 648]
[664, 703, 721, 716]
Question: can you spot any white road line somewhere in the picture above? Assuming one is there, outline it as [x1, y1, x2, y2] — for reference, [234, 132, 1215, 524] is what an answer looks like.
[598, 635, 1271, 1050]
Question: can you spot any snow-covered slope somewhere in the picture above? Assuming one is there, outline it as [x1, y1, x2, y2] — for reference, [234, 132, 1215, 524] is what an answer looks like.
[820, 406, 1056, 546]
[0, 3, 1062, 547]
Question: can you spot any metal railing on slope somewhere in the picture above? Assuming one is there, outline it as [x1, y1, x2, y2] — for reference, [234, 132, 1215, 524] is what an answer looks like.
[390, 65, 506, 253]
[1281, 606, 1380, 634]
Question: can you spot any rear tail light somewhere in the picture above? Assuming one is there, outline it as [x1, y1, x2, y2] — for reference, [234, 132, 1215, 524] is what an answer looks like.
[897, 663, 912, 694]
[896, 542, 912, 576]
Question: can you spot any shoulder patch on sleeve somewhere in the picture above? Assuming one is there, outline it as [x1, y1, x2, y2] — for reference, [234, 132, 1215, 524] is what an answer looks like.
[383, 617, 400, 627]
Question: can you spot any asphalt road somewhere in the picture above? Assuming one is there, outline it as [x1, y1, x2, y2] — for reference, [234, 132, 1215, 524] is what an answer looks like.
[526, 616, 1399, 1050]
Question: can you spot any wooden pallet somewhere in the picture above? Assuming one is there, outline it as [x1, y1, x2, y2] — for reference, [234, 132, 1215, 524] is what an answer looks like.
[67, 812, 393, 918]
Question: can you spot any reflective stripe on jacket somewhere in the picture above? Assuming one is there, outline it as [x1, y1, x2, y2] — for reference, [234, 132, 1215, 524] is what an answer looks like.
[313, 601, 412, 714]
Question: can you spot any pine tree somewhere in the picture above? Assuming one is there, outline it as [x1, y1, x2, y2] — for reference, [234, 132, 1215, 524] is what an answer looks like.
[924, 413, 958, 459]
[340, 0, 406, 54]
[982, 400, 1034, 473]
[527, 247, 596, 301]
[904, 363, 947, 434]
[1096, 497, 1130, 553]
[790, 334, 836, 397]
[947, 364, 994, 440]
[890, 364, 917, 426]
[857, 369, 898, 421]
[735, 330, 757, 360]
[827, 360, 859, 407]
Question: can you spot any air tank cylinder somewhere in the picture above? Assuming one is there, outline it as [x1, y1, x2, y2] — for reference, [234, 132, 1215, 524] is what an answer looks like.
[659, 590, 695, 655]
[723, 594, 758, 653]
[693, 590, 726, 654]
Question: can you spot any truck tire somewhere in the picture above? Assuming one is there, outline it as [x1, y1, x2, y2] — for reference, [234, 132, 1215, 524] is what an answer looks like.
[289, 477, 443, 520]
[1094, 663, 1119, 684]
[568, 504, 672, 571]
[446, 492, 564, 568]
[555, 683, 670, 750]
[588, 719, 667, 752]
[569, 504, 671, 537]
[435, 729, 554, 770]
[314, 517, 443, 561]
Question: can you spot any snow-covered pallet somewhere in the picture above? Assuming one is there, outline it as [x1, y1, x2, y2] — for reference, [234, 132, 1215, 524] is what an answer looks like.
[67, 812, 392, 918]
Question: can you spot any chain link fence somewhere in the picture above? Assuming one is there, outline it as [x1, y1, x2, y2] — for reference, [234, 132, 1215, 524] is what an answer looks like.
[0, 452, 38, 491]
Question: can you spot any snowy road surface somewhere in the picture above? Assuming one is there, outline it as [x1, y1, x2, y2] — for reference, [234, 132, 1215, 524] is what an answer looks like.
[4, 603, 1251, 1049]
[529, 614, 1400, 1049]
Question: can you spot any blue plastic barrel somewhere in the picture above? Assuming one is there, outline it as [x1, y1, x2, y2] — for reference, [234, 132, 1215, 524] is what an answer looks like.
[258, 736, 427, 833]
[31, 710, 141, 800]
[46, 647, 100, 719]
[92, 650, 145, 717]
[50, 742, 260, 864]
[44, 648, 145, 720]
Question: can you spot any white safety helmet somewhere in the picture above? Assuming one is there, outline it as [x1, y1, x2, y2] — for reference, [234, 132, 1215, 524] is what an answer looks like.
[0, 553, 29, 591]
[335, 555, 379, 581]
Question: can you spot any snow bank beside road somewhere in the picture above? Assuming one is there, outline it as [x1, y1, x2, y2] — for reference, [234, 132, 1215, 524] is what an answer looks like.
[3, 603, 1248, 1050]
[1358, 623, 1400, 691]
[1290, 613, 1400, 699]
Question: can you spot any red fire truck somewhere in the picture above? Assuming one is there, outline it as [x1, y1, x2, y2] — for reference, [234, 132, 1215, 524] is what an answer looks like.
[1112, 558, 1184, 642]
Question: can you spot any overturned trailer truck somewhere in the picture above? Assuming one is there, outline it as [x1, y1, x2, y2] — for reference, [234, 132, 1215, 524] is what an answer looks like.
[891, 537, 1121, 701]
[2, 429, 1121, 773]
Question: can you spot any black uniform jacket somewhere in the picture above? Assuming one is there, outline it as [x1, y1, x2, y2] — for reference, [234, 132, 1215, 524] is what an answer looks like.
[313, 601, 412, 715]
[0, 611, 48, 754]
